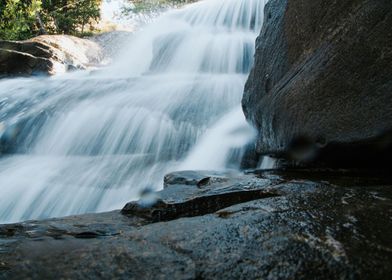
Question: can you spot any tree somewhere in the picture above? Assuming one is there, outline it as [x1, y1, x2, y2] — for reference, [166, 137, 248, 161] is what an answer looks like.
[0, 0, 102, 40]
[71, 0, 101, 34]
[0, 0, 42, 40]
[41, 0, 101, 35]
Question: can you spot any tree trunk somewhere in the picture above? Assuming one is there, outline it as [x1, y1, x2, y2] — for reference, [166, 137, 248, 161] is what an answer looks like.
[35, 12, 47, 35]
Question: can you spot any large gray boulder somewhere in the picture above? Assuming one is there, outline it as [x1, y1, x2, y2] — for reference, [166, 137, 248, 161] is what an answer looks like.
[0, 35, 103, 77]
[242, 0, 392, 166]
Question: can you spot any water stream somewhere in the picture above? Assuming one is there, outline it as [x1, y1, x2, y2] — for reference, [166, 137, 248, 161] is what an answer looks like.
[0, 0, 266, 223]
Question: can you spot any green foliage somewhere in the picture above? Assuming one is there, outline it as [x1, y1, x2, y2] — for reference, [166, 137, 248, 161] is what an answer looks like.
[0, 0, 42, 40]
[0, 0, 101, 40]
[41, 0, 101, 35]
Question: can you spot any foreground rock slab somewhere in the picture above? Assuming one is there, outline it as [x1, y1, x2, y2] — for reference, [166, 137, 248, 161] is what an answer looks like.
[1, 170, 391, 279]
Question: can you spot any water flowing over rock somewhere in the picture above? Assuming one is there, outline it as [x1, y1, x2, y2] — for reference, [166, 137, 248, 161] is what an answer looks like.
[242, 0, 392, 167]
[0, 0, 266, 223]
[1, 1, 391, 277]
[0, 35, 103, 77]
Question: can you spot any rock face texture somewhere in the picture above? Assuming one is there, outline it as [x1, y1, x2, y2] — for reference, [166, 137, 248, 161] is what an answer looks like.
[242, 0, 392, 166]
[0, 35, 103, 77]
[1, 170, 391, 279]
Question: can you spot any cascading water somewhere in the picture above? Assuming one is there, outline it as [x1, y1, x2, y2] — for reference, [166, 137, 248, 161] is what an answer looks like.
[0, 0, 266, 223]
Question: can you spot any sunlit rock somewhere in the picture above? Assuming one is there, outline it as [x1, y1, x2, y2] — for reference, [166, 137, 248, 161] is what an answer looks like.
[0, 35, 103, 77]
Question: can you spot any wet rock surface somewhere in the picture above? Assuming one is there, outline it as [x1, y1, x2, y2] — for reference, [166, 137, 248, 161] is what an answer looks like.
[242, 0, 392, 166]
[1, 170, 391, 279]
[0, 35, 103, 77]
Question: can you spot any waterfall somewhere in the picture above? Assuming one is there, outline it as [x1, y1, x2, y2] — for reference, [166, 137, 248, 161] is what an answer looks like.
[0, 0, 266, 223]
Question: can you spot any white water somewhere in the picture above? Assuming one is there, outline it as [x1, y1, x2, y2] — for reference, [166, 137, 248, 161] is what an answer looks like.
[259, 156, 276, 169]
[0, 0, 266, 223]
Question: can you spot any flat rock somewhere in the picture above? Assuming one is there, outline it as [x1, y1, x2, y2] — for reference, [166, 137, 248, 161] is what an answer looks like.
[123, 170, 281, 222]
[1, 170, 391, 279]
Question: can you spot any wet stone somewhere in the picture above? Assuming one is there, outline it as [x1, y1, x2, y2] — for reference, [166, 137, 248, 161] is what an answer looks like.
[0, 170, 391, 279]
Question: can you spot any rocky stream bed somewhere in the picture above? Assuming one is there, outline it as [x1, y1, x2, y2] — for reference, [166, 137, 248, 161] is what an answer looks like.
[0, 0, 391, 278]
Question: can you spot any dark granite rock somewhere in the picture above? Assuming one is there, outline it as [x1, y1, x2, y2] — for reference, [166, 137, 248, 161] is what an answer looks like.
[124, 171, 280, 222]
[163, 170, 230, 188]
[1, 170, 391, 279]
[0, 48, 52, 77]
[242, 0, 392, 167]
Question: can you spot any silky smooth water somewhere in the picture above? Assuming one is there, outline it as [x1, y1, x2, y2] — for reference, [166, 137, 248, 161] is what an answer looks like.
[0, 0, 266, 223]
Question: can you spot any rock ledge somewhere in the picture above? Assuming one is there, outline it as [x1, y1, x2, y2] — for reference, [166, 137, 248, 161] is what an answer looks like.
[1, 170, 391, 279]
